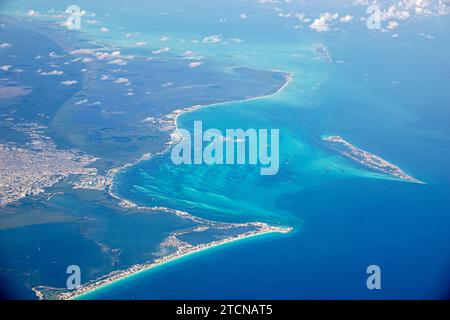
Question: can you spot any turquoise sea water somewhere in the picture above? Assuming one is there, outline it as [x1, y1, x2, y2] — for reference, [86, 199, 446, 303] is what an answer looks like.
[1, 0, 450, 299]
[109, 6, 450, 298]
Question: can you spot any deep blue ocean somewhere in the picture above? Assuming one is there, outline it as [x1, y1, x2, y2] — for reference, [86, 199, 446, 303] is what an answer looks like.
[1, 0, 449, 299]
[92, 4, 450, 299]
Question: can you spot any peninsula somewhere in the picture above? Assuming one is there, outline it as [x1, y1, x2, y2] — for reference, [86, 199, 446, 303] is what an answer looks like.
[322, 135, 424, 184]
[33, 223, 292, 300]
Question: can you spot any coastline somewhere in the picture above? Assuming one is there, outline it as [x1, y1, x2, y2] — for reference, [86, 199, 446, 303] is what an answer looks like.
[166, 70, 294, 144]
[33, 224, 292, 300]
[74, 225, 292, 300]
[105, 69, 294, 216]
[31, 70, 295, 300]
[53, 69, 294, 301]
[3, 16, 296, 300]
[322, 135, 425, 184]
[1, 2, 448, 302]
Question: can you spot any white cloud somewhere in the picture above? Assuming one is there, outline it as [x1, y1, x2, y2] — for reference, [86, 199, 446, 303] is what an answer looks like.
[61, 80, 78, 85]
[108, 59, 127, 66]
[49, 51, 64, 58]
[257, 0, 280, 3]
[373, 0, 450, 25]
[387, 20, 399, 29]
[152, 47, 170, 54]
[352, 0, 369, 5]
[0, 65, 12, 71]
[183, 50, 195, 57]
[115, 77, 129, 84]
[418, 32, 434, 39]
[26, 10, 40, 17]
[230, 38, 244, 43]
[279, 12, 293, 18]
[94, 50, 122, 60]
[202, 34, 222, 44]
[135, 41, 147, 46]
[340, 15, 354, 23]
[188, 61, 203, 68]
[100, 27, 109, 33]
[310, 12, 339, 32]
[40, 70, 64, 76]
[70, 48, 95, 55]
[75, 99, 88, 105]
[0, 43, 11, 49]
[143, 116, 155, 123]
[94, 52, 111, 60]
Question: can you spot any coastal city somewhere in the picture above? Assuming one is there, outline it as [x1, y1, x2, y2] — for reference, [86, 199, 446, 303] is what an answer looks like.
[0, 121, 98, 206]
[1, 0, 449, 304]
[33, 223, 293, 300]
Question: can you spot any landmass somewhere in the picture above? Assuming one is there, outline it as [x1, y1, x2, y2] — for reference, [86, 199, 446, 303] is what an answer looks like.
[322, 135, 424, 184]
[315, 44, 332, 63]
[160, 70, 293, 145]
[0, 122, 97, 206]
[33, 222, 292, 300]
[30, 68, 294, 300]
[0, 15, 295, 299]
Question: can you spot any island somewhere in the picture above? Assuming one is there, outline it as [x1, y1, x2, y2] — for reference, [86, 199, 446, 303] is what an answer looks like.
[322, 135, 424, 184]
